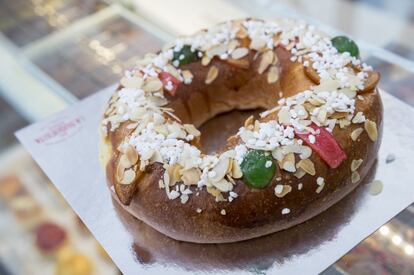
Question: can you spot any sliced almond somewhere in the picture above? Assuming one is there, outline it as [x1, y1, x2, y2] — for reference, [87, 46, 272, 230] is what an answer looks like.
[116, 162, 125, 182]
[313, 78, 340, 93]
[205, 66, 219, 84]
[294, 168, 306, 179]
[154, 124, 169, 136]
[303, 102, 316, 113]
[129, 107, 146, 121]
[250, 36, 266, 50]
[369, 180, 383, 196]
[119, 154, 132, 169]
[182, 70, 193, 84]
[278, 108, 291, 124]
[207, 186, 225, 202]
[352, 112, 365, 124]
[364, 119, 378, 141]
[141, 149, 155, 161]
[316, 177, 325, 193]
[150, 150, 163, 163]
[299, 146, 312, 159]
[206, 44, 228, 58]
[267, 66, 279, 84]
[244, 115, 254, 128]
[254, 120, 260, 131]
[308, 97, 324, 107]
[274, 184, 292, 198]
[126, 123, 139, 130]
[339, 88, 357, 99]
[163, 170, 170, 187]
[212, 178, 233, 192]
[317, 107, 327, 123]
[296, 159, 316, 176]
[362, 72, 380, 93]
[125, 146, 139, 165]
[231, 47, 249, 59]
[351, 127, 364, 141]
[304, 66, 320, 84]
[226, 159, 233, 174]
[351, 171, 360, 184]
[183, 124, 201, 137]
[339, 119, 351, 129]
[120, 76, 143, 89]
[228, 39, 239, 51]
[210, 156, 230, 183]
[225, 58, 250, 69]
[120, 169, 136, 185]
[143, 78, 163, 93]
[330, 112, 348, 119]
[168, 164, 182, 186]
[167, 122, 186, 139]
[201, 56, 211, 66]
[280, 153, 296, 172]
[231, 160, 243, 179]
[258, 50, 274, 74]
[351, 159, 363, 172]
[182, 168, 201, 186]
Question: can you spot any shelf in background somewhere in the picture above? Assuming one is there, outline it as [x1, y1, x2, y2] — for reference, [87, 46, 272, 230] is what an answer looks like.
[0, 93, 28, 153]
[0, 0, 108, 47]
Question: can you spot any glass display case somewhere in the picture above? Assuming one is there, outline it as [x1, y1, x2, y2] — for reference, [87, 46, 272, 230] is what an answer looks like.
[0, 0, 413, 274]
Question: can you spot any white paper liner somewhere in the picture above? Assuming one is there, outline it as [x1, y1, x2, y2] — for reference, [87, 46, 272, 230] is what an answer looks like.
[16, 88, 414, 274]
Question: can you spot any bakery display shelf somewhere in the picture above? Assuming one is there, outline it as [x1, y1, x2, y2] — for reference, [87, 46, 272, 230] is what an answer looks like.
[0, 146, 119, 275]
[336, 219, 414, 274]
[0, 3, 172, 123]
[0, 34, 68, 123]
[24, 4, 171, 100]
[0, 0, 108, 48]
[0, 92, 28, 153]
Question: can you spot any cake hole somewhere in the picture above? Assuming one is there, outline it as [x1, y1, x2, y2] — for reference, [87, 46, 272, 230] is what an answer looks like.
[198, 108, 264, 154]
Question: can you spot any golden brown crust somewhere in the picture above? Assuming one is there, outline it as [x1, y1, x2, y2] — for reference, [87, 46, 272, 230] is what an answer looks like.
[111, 161, 378, 269]
[103, 24, 383, 243]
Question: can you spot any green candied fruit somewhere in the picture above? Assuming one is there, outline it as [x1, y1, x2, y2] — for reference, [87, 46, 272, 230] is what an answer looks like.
[331, 36, 360, 58]
[172, 45, 200, 66]
[241, 150, 276, 189]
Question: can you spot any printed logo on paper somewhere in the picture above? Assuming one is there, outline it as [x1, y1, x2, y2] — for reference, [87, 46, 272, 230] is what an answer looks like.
[34, 115, 85, 145]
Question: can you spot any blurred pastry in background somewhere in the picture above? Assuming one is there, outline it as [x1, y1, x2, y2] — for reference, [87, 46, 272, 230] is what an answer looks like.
[0, 176, 24, 201]
[35, 222, 68, 255]
[55, 250, 93, 275]
[9, 194, 43, 227]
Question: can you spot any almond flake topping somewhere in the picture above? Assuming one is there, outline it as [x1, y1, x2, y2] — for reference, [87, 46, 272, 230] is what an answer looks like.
[258, 50, 274, 74]
[274, 184, 292, 198]
[351, 128, 364, 141]
[143, 78, 163, 93]
[205, 66, 219, 84]
[351, 159, 363, 172]
[231, 47, 249, 59]
[296, 159, 316, 175]
[369, 180, 383, 196]
[267, 66, 279, 84]
[103, 18, 377, 204]
[351, 171, 360, 184]
[316, 177, 325, 193]
[120, 169, 136, 185]
[364, 119, 378, 141]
